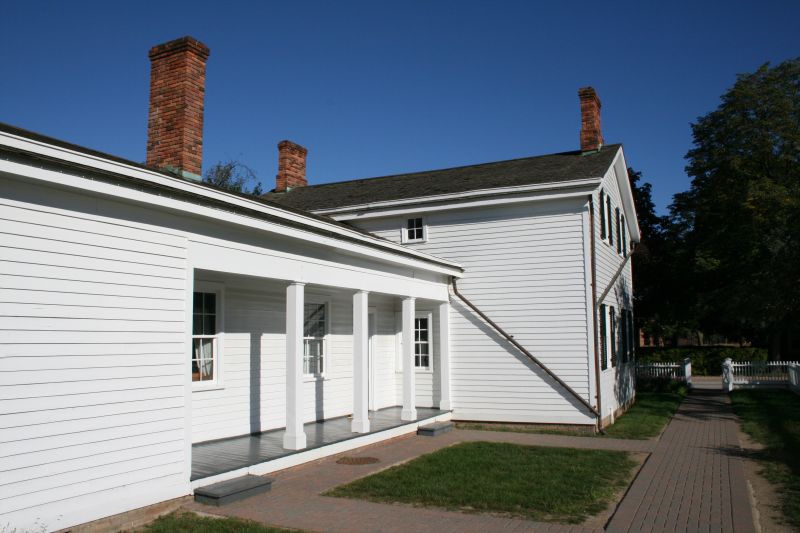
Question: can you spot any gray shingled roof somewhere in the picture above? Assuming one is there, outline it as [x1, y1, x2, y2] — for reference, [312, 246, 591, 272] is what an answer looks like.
[265, 144, 621, 211]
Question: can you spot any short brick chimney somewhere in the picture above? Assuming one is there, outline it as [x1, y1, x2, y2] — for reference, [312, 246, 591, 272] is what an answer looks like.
[578, 87, 603, 153]
[275, 140, 308, 192]
[146, 36, 210, 180]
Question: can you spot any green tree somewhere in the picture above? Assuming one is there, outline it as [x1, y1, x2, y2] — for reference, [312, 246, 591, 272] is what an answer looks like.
[203, 160, 264, 195]
[674, 58, 800, 358]
[628, 167, 693, 343]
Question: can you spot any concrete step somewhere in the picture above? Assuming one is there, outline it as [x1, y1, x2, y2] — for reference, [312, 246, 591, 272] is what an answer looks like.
[194, 475, 273, 506]
[417, 421, 454, 437]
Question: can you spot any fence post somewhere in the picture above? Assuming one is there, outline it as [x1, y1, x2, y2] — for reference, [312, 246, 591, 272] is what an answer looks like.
[722, 357, 734, 392]
[683, 357, 692, 389]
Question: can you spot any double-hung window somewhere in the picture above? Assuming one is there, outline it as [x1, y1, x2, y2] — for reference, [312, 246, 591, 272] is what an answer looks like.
[615, 208, 622, 254]
[599, 304, 608, 370]
[192, 288, 222, 385]
[600, 190, 607, 240]
[303, 302, 327, 377]
[621, 215, 627, 256]
[610, 306, 617, 367]
[414, 313, 432, 369]
[404, 217, 426, 243]
[606, 196, 614, 247]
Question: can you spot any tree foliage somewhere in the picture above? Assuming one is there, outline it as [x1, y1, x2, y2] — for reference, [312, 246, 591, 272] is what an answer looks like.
[671, 58, 800, 356]
[203, 160, 264, 196]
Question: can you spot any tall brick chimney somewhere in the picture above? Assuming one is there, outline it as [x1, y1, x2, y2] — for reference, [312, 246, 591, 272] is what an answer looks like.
[578, 87, 603, 153]
[146, 36, 210, 180]
[275, 140, 308, 192]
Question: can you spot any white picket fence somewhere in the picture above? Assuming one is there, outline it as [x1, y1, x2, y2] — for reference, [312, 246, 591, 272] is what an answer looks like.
[635, 358, 692, 387]
[722, 358, 800, 391]
[789, 364, 800, 394]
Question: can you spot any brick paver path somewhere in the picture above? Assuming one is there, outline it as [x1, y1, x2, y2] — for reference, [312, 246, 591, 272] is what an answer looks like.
[606, 388, 755, 533]
[187, 389, 756, 532]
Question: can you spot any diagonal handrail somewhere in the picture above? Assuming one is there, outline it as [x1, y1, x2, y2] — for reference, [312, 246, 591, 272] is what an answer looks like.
[450, 278, 600, 419]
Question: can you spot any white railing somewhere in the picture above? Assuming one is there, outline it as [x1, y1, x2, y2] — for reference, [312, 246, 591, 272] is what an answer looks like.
[635, 358, 692, 387]
[722, 358, 800, 391]
[788, 363, 800, 395]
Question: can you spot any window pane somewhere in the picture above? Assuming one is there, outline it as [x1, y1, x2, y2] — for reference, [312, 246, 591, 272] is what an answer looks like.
[421, 355, 429, 367]
[203, 314, 216, 335]
[203, 293, 216, 314]
[304, 304, 326, 337]
[193, 315, 202, 335]
[193, 292, 203, 313]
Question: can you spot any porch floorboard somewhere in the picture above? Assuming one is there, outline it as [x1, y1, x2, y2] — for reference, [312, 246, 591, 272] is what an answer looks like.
[191, 406, 446, 481]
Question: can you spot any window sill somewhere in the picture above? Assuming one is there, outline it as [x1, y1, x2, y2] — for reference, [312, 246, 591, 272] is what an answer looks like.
[303, 375, 328, 383]
[403, 239, 427, 244]
[192, 382, 224, 392]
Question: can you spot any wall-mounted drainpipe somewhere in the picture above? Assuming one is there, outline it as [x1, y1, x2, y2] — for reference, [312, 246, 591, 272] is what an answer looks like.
[589, 195, 603, 434]
[450, 277, 602, 427]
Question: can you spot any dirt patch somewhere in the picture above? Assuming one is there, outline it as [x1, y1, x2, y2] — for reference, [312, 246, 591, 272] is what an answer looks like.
[738, 428, 794, 532]
[336, 456, 380, 465]
[584, 451, 649, 529]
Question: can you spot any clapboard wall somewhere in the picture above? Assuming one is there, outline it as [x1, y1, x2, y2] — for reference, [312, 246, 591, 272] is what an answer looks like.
[352, 197, 596, 424]
[189, 279, 403, 444]
[593, 154, 636, 420]
[0, 178, 190, 531]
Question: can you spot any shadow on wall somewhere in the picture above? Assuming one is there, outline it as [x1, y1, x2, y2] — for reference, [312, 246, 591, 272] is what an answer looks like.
[613, 275, 636, 409]
[452, 298, 595, 418]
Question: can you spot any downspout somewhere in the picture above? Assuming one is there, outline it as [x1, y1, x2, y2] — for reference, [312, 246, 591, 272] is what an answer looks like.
[589, 195, 603, 432]
[450, 278, 601, 422]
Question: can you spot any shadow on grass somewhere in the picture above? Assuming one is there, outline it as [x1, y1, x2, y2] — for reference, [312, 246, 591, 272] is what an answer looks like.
[731, 389, 800, 528]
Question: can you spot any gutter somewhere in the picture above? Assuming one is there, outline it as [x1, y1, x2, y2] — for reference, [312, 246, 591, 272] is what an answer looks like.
[589, 195, 603, 432]
[0, 143, 462, 275]
[450, 278, 602, 422]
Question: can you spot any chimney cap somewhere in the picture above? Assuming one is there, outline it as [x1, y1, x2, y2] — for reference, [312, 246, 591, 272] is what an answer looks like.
[149, 36, 210, 61]
[278, 139, 308, 155]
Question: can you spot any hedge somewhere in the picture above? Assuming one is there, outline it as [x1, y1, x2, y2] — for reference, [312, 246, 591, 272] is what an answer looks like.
[635, 346, 768, 376]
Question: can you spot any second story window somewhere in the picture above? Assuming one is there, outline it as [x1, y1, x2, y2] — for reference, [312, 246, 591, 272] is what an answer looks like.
[404, 217, 426, 243]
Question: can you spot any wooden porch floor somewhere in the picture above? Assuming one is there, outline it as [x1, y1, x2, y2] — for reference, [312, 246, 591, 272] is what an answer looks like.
[192, 406, 446, 480]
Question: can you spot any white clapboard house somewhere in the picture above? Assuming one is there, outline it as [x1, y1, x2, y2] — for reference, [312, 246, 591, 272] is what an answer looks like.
[0, 37, 639, 530]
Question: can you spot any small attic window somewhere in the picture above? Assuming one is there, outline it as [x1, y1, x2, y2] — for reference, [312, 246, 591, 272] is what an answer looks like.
[403, 217, 426, 243]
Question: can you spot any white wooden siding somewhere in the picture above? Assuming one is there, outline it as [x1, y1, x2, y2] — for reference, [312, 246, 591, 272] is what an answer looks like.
[594, 155, 636, 419]
[353, 198, 596, 424]
[190, 279, 402, 443]
[0, 185, 189, 531]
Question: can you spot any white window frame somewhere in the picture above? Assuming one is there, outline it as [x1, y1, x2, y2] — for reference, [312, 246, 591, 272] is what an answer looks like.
[192, 281, 225, 391]
[401, 217, 427, 243]
[414, 311, 433, 372]
[303, 297, 330, 381]
[394, 310, 434, 373]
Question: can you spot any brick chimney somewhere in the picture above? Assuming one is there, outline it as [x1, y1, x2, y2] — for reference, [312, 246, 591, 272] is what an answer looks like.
[578, 87, 603, 153]
[275, 140, 308, 192]
[146, 36, 210, 180]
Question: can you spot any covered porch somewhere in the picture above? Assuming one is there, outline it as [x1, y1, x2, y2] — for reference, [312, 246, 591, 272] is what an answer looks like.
[188, 247, 456, 487]
[191, 406, 448, 483]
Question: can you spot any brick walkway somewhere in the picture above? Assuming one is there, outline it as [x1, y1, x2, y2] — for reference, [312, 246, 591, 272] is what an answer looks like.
[186, 389, 756, 533]
[606, 387, 755, 533]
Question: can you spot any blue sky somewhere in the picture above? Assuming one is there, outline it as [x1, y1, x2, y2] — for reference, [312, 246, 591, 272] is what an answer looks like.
[1, 1, 797, 213]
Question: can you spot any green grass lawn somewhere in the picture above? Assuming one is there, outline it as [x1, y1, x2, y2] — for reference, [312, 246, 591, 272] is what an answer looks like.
[731, 389, 800, 528]
[326, 441, 638, 524]
[459, 390, 686, 440]
[142, 511, 301, 533]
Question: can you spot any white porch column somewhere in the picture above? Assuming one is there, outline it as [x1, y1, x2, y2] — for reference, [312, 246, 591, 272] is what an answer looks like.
[283, 282, 307, 450]
[438, 300, 452, 411]
[351, 290, 370, 433]
[401, 297, 417, 421]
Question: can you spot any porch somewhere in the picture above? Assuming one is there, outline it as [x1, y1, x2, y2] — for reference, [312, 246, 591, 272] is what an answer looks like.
[192, 406, 449, 484]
